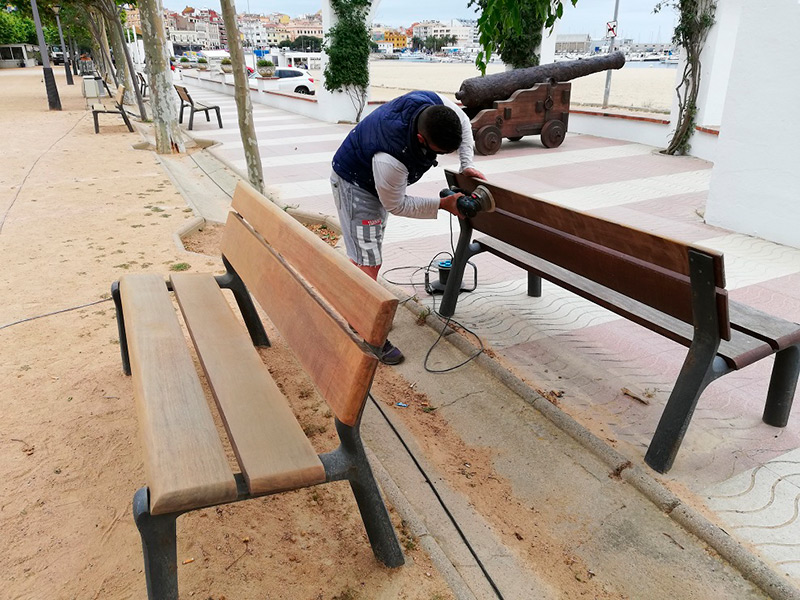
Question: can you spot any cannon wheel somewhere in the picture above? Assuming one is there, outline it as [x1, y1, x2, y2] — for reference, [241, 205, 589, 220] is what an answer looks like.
[541, 120, 566, 148]
[507, 136, 523, 142]
[475, 125, 502, 156]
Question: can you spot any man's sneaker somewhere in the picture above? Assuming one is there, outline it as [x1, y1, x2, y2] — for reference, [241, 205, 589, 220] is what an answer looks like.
[380, 340, 404, 365]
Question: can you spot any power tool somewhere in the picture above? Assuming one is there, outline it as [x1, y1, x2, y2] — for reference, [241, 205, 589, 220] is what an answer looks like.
[425, 185, 496, 294]
[439, 184, 497, 218]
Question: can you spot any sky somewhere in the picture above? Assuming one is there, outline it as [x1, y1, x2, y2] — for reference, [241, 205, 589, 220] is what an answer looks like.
[165, 1, 678, 44]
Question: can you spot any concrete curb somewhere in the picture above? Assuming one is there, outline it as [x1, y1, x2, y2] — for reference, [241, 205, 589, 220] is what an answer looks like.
[395, 294, 800, 600]
[366, 447, 478, 600]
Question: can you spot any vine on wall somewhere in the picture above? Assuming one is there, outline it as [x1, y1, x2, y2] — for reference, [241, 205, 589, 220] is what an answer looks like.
[655, 0, 717, 155]
[323, 0, 371, 122]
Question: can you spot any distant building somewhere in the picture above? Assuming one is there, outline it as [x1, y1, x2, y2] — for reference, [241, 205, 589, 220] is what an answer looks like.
[383, 30, 407, 50]
[555, 34, 591, 54]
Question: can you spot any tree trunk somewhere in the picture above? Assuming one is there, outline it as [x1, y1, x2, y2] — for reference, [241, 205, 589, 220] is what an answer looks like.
[110, 4, 148, 119]
[101, 3, 136, 107]
[219, 0, 265, 194]
[138, 0, 185, 153]
[85, 8, 115, 85]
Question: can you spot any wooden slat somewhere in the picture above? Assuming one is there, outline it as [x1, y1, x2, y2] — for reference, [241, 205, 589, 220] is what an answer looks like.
[477, 238, 769, 370]
[120, 274, 237, 515]
[171, 273, 326, 496]
[470, 209, 731, 340]
[221, 213, 379, 427]
[230, 181, 397, 347]
[446, 170, 726, 288]
[729, 301, 800, 351]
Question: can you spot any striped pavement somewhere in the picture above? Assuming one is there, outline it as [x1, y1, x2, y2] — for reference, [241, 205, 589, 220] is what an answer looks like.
[181, 84, 800, 583]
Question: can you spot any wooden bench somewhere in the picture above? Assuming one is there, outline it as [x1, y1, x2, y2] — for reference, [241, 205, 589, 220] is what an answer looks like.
[91, 85, 134, 134]
[439, 170, 800, 473]
[111, 182, 403, 599]
[136, 71, 148, 97]
[175, 84, 222, 130]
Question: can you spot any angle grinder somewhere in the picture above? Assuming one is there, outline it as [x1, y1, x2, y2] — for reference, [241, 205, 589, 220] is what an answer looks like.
[439, 185, 496, 218]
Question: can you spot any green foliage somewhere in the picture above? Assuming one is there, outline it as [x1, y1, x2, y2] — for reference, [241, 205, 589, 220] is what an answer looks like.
[278, 39, 292, 48]
[180, 56, 189, 62]
[0, 10, 37, 44]
[291, 34, 321, 52]
[197, 57, 207, 63]
[221, 57, 231, 65]
[323, 0, 371, 120]
[654, 0, 717, 155]
[469, 0, 577, 73]
[256, 58, 273, 67]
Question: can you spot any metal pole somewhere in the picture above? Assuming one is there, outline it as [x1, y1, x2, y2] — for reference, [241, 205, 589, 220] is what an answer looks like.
[30, 0, 61, 109]
[602, 0, 620, 108]
[54, 12, 74, 85]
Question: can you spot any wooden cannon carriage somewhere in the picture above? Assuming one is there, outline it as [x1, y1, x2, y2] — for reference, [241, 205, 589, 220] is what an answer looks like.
[458, 51, 626, 156]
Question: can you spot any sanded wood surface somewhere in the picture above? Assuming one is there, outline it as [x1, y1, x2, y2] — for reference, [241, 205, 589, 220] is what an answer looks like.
[446, 170, 726, 288]
[729, 301, 800, 351]
[477, 237, 769, 370]
[468, 205, 730, 338]
[221, 213, 379, 427]
[120, 274, 237, 515]
[230, 181, 397, 347]
[171, 273, 326, 495]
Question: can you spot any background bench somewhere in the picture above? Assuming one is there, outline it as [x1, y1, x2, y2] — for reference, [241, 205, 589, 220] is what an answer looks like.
[112, 182, 403, 599]
[439, 170, 800, 473]
[175, 84, 222, 130]
[91, 85, 133, 134]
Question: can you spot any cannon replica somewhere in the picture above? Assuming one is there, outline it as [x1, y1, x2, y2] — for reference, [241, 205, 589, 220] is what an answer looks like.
[457, 51, 626, 155]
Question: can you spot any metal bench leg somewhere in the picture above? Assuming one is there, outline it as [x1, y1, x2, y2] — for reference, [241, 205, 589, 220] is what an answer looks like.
[332, 419, 404, 568]
[93, 111, 99, 134]
[215, 107, 222, 128]
[763, 344, 800, 427]
[645, 249, 723, 473]
[111, 281, 131, 375]
[133, 487, 179, 600]
[120, 109, 134, 132]
[205, 109, 210, 122]
[178, 102, 184, 123]
[439, 220, 477, 318]
[215, 256, 270, 347]
[527, 272, 542, 297]
[188, 108, 195, 130]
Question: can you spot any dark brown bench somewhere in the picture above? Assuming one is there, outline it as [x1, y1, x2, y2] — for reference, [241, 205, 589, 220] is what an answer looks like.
[439, 170, 800, 473]
[91, 85, 134, 134]
[111, 182, 403, 599]
[136, 71, 148, 97]
[175, 83, 222, 130]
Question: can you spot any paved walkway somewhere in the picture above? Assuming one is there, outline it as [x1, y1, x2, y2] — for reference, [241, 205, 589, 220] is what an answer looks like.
[180, 83, 800, 586]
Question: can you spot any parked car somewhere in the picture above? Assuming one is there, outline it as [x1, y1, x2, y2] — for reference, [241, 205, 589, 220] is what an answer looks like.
[251, 67, 315, 95]
[50, 46, 64, 65]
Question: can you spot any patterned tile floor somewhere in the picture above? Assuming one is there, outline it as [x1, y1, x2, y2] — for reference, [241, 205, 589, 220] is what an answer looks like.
[182, 85, 800, 582]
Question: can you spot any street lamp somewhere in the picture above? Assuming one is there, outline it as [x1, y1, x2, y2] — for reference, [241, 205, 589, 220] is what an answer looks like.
[51, 5, 74, 85]
[29, 0, 61, 109]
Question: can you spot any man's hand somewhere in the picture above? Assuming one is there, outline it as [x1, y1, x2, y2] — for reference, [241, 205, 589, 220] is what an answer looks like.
[461, 167, 486, 180]
[439, 192, 463, 218]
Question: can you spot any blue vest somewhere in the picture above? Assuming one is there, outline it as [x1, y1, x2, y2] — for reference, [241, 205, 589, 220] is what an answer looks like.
[332, 91, 443, 197]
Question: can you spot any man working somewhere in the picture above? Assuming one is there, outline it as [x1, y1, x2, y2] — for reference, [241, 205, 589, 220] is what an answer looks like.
[330, 90, 486, 365]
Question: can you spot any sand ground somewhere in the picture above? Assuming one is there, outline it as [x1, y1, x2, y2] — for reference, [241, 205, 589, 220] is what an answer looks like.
[0, 69, 453, 600]
[363, 60, 677, 111]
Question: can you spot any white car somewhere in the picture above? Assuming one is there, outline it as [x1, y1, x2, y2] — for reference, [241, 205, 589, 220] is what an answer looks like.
[252, 67, 316, 95]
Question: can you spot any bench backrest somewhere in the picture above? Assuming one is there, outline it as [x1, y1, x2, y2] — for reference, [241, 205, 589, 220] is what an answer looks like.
[175, 84, 192, 105]
[221, 182, 398, 426]
[114, 85, 125, 107]
[446, 170, 730, 340]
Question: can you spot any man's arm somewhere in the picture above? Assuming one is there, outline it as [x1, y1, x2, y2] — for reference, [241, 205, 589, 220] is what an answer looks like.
[373, 153, 463, 219]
